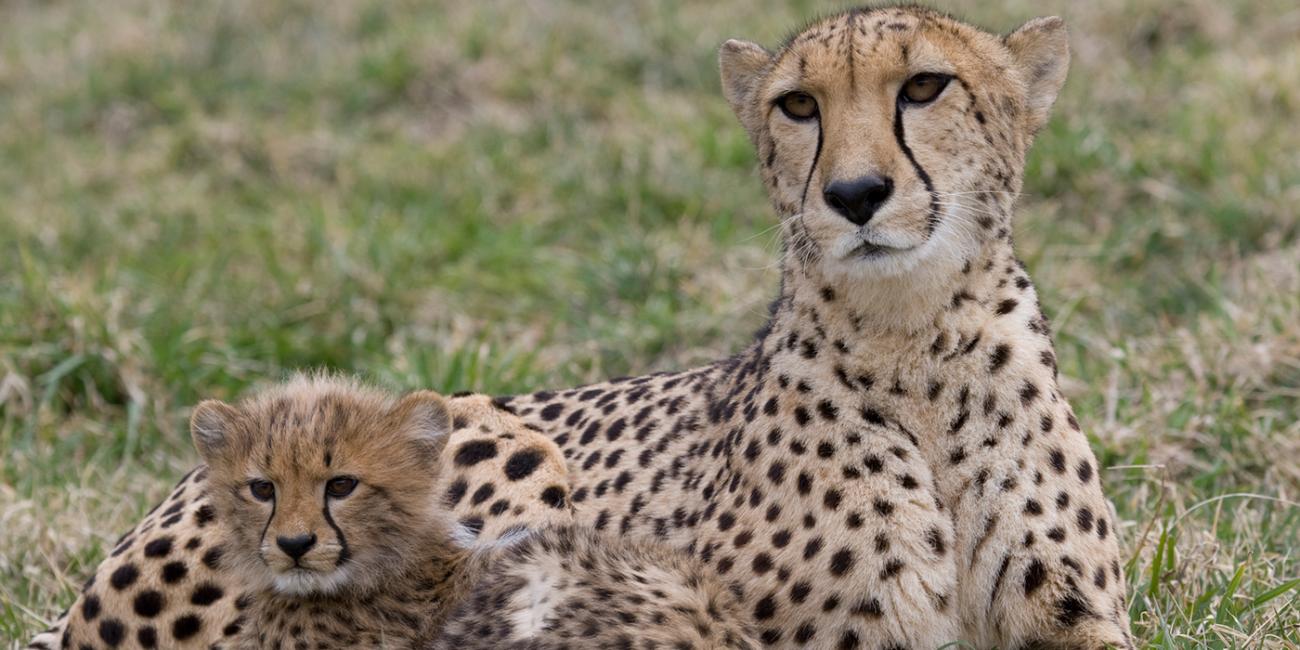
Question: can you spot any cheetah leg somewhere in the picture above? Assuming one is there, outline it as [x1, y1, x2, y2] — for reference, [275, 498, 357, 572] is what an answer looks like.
[950, 461, 1133, 649]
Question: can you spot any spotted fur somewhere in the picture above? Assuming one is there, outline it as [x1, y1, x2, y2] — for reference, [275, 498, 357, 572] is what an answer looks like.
[433, 525, 759, 649]
[32, 6, 1133, 649]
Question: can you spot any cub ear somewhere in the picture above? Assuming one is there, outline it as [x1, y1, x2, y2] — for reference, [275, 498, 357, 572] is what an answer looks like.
[191, 400, 240, 463]
[1004, 16, 1070, 134]
[393, 391, 452, 464]
[719, 39, 771, 134]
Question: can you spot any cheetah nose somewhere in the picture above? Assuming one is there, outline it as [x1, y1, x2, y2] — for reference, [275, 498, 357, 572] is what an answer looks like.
[276, 533, 317, 560]
[823, 175, 894, 226]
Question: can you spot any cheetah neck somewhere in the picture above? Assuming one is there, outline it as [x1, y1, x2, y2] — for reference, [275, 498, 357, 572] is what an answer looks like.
[747, 232, 1065, 497]
[769, 234, 1028, 363]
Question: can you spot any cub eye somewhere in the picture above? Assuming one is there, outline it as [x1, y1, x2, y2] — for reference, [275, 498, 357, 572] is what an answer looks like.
[325, 476, 358, 498]
[777, 92, 819, 120]
[249, 480, 275, 502]
[900, 73, 951, 105]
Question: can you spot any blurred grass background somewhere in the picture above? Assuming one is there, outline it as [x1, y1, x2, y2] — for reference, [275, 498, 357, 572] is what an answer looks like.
[1, 0, 1298, 646]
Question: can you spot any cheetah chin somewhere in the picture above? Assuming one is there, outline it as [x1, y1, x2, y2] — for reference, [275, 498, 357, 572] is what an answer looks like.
[270, 566, 352, 596]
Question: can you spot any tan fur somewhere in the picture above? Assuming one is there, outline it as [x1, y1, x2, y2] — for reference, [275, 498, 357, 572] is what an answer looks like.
[33, 6, 1133, 650]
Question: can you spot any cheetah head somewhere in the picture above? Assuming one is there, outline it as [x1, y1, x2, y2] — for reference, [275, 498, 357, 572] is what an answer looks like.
[720, 6, 1068, 284]
[191, 375, 453, 597]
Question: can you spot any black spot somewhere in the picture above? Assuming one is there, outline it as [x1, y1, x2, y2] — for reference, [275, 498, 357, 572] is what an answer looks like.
[1077, 460, 1094, 483]
[989, 344, 1011, 372]
[539, 403, 564, 421]
[201, 546, 223, 569]
[1049, 449, 1067, 473]
[143, 537, 173, 559]
[133, 590, 165, 618]
[1020, 381, 1040, 404]
[171, 614, 202, 640]
[444, 479, 469, 507]
[754, 595, 777, 620]
[823, 489, 842, 510]
[137, 625, 158, 648]
[879, 559, 904, 579]
[795, 622, 817, 643]
[861, 407, 885, 425]
[453, 439, 498, 466]
[794, 406, 810, 426]
[1056, 592, 1094, 627]
[829, 548, 854, 577]
[504, 448, 544, 481]
[161, 561, 188, 584]
[540, 485, 567, 509]
[872, 499, 894, 517]
[803, 537, 823, 560]
[926, 528, 946, 555]
[97, 618, 125, 646]
[767, 461, 786, 485]
[853, 597, 883, 618]
[1077, 508, 1094, 532]
[864, 455, 884, 473]
[193, 504, 215, 527]
[82, 594, 101, 621]
[190, 583, 223, 606]
[1024, 559, 1047, 595]
[797, 472, 813, 495]
[789, 581, 812, 603]
[109, 564, 139, 591]
[459, 517, 484, 537]
[471, 483, 496, 505]
[1047, 527, 1067, 542]
[996, 299, 1019, 315]
[1025, 499, 1043, 515]
[817, 400, 838, 421]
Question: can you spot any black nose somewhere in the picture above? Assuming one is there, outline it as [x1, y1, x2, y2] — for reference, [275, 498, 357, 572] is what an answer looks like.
[823, 175, 894, 226]
[276, 533, 317, 560]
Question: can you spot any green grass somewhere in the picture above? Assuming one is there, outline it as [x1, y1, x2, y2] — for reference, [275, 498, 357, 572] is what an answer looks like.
[2, 0, 1298, 646]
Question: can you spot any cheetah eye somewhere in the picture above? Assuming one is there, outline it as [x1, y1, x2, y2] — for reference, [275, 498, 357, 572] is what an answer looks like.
[776, 92, 819, 121]
[899, 73, 952, 105]
[325, 476, 358, 498]
[249, 480, 275, 502]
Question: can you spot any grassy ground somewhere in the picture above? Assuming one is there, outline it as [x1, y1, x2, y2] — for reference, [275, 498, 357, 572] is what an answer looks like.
[1, 0, 1297, 646]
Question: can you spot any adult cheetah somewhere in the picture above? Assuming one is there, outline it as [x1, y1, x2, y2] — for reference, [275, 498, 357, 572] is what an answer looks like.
[33, 6, 1133, 649]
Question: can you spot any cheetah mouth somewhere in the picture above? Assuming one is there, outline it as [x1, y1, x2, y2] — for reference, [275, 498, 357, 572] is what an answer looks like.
[845, 240, 913, 259]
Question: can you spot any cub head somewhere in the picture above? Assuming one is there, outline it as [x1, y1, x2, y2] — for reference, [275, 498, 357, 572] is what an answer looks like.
[191, 374, 452, 597]
[720, 6, 1068, 284]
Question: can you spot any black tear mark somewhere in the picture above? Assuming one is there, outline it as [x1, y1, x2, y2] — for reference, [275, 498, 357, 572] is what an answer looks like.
[893, 100, 938, 233]
[322, 500, 350, 567]
[800, 123, 825, 212]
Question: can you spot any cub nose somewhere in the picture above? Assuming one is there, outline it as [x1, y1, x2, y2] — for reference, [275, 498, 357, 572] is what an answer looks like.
[823, 175, 894, 226]
[276, 533, 317, 560]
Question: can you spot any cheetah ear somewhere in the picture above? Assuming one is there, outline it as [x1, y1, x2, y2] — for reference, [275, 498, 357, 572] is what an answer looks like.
[719, 39, 771, 134]
[392, 391, 452, 465]
[191, 400, 240, 463]
[1005, 16, 1070, 134]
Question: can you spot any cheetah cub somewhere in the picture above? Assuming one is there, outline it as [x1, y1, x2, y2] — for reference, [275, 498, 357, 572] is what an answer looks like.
[193, 375, 756, 650]
[191, 375, 477, 649]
